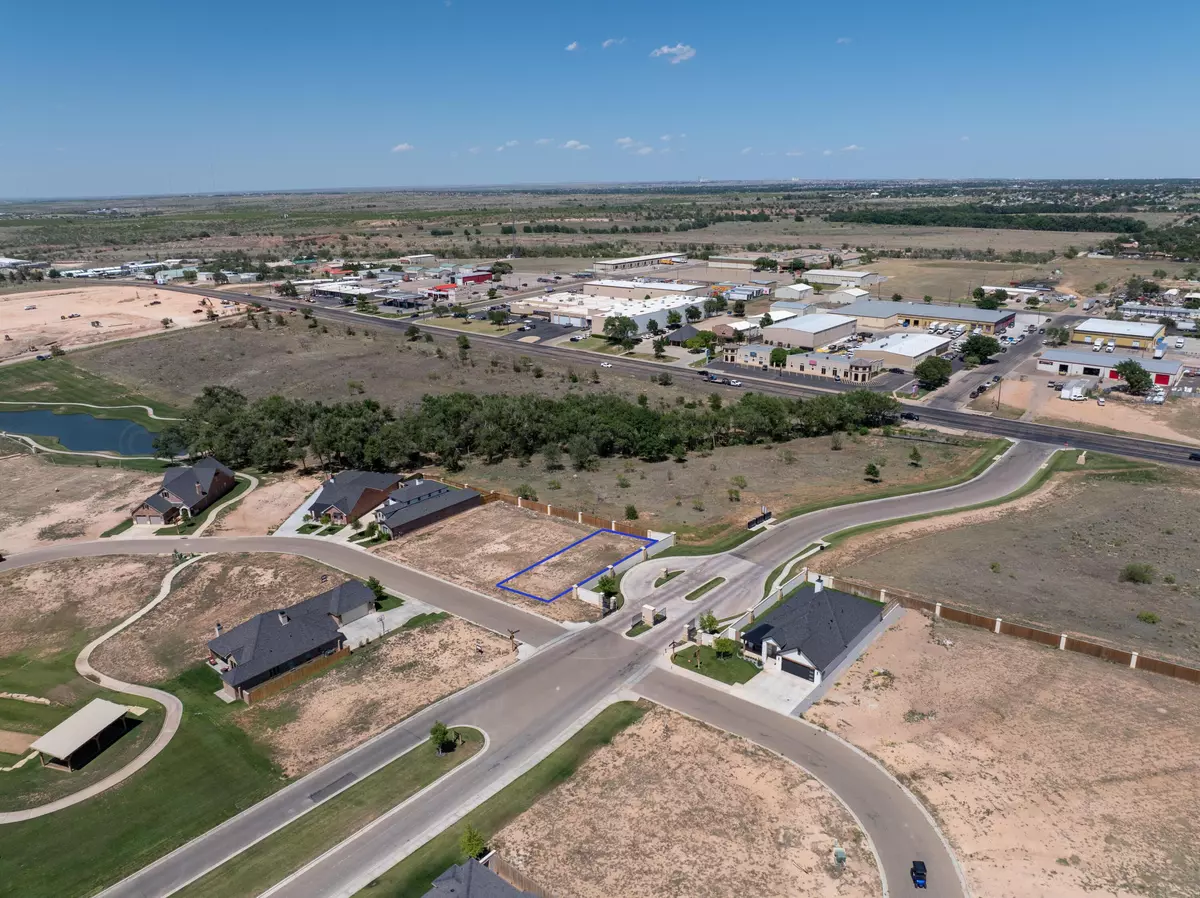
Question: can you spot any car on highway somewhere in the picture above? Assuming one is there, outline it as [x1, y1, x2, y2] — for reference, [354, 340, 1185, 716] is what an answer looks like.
[600, 361, 613, 368]
[911, 860, 928, 889]
[1190, 452, 1200, 462]
[729, 379, 743, 386]
[991, 375, 1002, 382]
[569, 335, 584, 342]
[900, 412, 920, 421]
[999, 346, 1008, 353]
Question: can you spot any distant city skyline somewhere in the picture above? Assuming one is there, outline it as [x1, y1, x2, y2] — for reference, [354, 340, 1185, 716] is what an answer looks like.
[2, 0, 1197, 198]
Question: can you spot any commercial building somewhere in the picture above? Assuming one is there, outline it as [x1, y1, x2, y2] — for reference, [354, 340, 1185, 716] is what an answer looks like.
[773, 283, 815, 303]
[1037, 349, 1183, 387]
[827, 286, 871, 305]
[592, 251, 688, 273]
[513, 291, 700, 334]
[310, 282, 388, 301]
[1119, 303, 1200, 322]
[703, 317, 760, 341]
[762, 313, 857, 350]
[802, 269, 878, 287]
[769, 300, 813, 318]
[722, 344, 880, 382]
[838, 299, 1015, 335]
[854, 333, 950, 372]
[581, 279, 708, 301]
[1071, 318, 1166, 349]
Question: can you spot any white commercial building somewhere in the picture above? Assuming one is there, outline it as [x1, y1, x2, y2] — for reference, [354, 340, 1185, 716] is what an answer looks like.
[774, 283, 815, 303]
[582, 279, 708, 301]
[803, 269, 878, 287]
[854, 333, 950, 372]
[761, 313, 857, 350]
[1119, 303, 1200, 322]
[1037, 349, 1183, 387]
[592, 252, 688, 273]
[514, 291, 700, 333]
[827, 286, 871, 305]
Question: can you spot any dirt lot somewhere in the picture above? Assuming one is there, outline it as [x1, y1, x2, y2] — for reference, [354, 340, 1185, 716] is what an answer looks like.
[91, 555, 347, 684]
[208, 472, 320, 536]
[0, 556, 175, 657]
[72, 317, 708, 409]
[807, 612, 1200, 898]
[820, 463, 1200, 664]
[375, 502, 604, 621]
[0, 285, 240, 361]
[239, 616, 513, 775]
[0, 729, 36, 756]
[0, 454, 161, 553]
[435, 434, 991, 545]
[496, 705, 877, 898]
[502, 530, 647, 599]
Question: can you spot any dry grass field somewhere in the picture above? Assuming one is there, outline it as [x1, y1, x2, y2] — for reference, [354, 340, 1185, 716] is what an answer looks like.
[496, 705, 877, 898]
[807, 612, 1200, 898]
[501, 529, 647, 599]
[208, 471, 322, 536]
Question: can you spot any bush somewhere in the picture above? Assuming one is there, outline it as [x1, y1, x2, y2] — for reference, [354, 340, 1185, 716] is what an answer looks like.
[624, 504, 638, 520]
[516, 483, 538, 501]
[459, 823, 487, 861]
[1119, 563, 1155, 584]
[547, 479, 561, 490]
[1136, 611, 1160, 625]
[429, 721, 451, 754]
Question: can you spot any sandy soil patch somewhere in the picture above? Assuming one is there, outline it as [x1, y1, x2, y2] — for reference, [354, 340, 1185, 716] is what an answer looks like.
[0, 285, 242, 361]
[241, 616, 514, 775]
[1034, 392, 1200, 445]
[0, 730, 35, 756]
[376, 503, 602, 622]
[807, 612, 1200, 898]
[91, 555, 347, 684]
[208, 473, 319, 536]
[496, 705, 877, 898]
[0, 454, 161, 554]
[0, 556, 175, 657]
[503, 530, 646, 599]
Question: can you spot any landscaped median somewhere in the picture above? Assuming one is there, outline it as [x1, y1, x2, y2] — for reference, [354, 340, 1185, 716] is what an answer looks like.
[172, 727, 483, 898]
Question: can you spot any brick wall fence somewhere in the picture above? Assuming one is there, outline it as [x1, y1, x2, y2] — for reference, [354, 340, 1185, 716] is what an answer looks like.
[819, 573, 1200, 686]
[242, 647, 350, 704]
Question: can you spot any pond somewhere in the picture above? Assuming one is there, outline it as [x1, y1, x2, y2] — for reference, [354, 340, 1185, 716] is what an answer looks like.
[0, 409, 158, 455]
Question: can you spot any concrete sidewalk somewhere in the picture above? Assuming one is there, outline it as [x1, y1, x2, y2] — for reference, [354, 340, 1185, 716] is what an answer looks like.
[339, 599, 438, 649]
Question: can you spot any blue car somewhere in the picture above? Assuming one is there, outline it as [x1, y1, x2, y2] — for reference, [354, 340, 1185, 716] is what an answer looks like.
[911, 861, 927, 888]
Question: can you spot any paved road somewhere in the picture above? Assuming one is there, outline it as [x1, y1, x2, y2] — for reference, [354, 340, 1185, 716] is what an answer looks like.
[56, 439, 1058, 898]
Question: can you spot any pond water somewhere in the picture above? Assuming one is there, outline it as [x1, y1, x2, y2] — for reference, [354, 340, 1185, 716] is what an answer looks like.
[0, 409, 158, 455]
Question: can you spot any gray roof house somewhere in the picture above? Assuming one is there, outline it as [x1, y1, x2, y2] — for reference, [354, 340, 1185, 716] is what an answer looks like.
[287, 580, 375, 625]
[374, 478, 481, 539]
[741, 582, 882, 684]
[308, 470, 402, 524]
[132, 457, 236, 525]
[422, 860, 531, 898]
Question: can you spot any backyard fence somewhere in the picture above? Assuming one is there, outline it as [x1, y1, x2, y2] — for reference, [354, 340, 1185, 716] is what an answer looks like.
[484, 853, 558, 898]
[242, 647, 350, 704]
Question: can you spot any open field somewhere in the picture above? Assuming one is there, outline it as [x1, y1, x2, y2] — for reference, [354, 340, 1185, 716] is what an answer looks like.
[0, 284, 239, 362]
[91, 554, 348, 685]
[0, 358, 179, 427]
[71, 317, 707, 409]
[501, 529, 648, 600]
[807, 612, 1200, 898]
[495, 705, 876, 898]
[208, 471, 322, 535]
[239, 616, 514, 775]
[435, 434, 997, 546]
[375, 502, 606, 621]
[819, 461, 1200, 664]
[0, 453, 161, 553]
[869, 258, 1052, 301]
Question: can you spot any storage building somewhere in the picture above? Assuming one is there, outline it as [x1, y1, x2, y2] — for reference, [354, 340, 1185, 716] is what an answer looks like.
[838, 299, 1015, 335]
[582, 279, 708, 301]
[761, 313, 856, 350]
[854, 333, 950, 372]
[827, 287, 871, 305]
[773, 283, 815, 304]
[723, 344, 880, 383]
[802, 269, 878, 287]
[1071, 318, 1166, 349]
[592, 252, 688, 273]
[1037, 349, 1183, 387]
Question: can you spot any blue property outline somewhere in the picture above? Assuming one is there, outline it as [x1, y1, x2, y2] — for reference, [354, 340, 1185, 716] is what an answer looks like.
[497, 528, 657, 603]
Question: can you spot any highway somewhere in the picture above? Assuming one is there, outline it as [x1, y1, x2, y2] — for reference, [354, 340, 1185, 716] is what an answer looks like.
[155, 281, 1200, 467]
[0, 440, 1060, 898]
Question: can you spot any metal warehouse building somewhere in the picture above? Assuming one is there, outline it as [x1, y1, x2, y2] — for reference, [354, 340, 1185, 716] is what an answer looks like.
[1037, 349, 1182, 387]
[761, 313, 857, 350]
[1071, 318, 1166, 349]
[582, 279, 708, 300]
[854, 333, 950, 372]
[802, 269, 878, 287]
[592, 252, 688, 273]
[838, 299, 1015, 335]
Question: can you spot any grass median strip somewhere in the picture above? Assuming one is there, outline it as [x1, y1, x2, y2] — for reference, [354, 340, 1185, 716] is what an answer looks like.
[172, 728, 482, 898]
[357, 700, 648, 897]
[685, 577, 726, 601]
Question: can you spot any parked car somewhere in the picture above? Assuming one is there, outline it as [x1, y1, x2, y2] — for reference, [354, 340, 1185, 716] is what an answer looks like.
[900, 411, 920, 421]
[991, 375, 1002, 383]
[569, 335, 584, 342]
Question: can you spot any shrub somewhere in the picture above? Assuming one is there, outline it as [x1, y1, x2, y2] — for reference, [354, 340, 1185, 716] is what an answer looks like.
[616, 475, 631, 489]
[547, 479, 561, 490]
[459, 823, 487, 861]
[516, 483, 537, 501]
[1163, 573, 1176, 585]
[990, 562, 1000, 573]
[731, 475, 747, 489]
[728, 488, 741, 502]
[624, 504, 638, 520]
[1119, 563, 1155, 584]
[1136, 611, 1160, 624]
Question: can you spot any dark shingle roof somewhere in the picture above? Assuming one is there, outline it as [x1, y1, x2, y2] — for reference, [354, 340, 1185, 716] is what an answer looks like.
[208, 606, 340, 688]
[668, 324, 700, 343]
[289, 581, 374, 619]
[162, 457, 233, 508]
[141, 493, 178, 514]
[742, 585, 881, 671]
[422, 860, 530, 897]
[309, 470, 399, 517]
[376, 480, 479, 531]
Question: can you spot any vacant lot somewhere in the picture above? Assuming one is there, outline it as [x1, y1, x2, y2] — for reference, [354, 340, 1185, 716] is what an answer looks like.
[502, 530, 647, 600]
[869, 258, 1051, 302]
[92, 554, 347, 684]
[435, 434, 994, 545]
[821, 464, 1200, 664]
[0, 453, 161, 553]
[807, 612, 1200, 898]
[239, 616, 513, 775]
[72, 317, 706, 409]
[208, 471, 320, 536]
[496, 705, 876, 898]
[0, 556, 174, 657]
[376, 502, 604, 621]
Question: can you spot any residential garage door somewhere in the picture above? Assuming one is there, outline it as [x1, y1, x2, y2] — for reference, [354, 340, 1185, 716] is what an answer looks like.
[134, 515, 161, 525]
[781, 657, 816, 680]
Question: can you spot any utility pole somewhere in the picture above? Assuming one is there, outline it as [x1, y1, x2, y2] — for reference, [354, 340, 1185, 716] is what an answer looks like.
[507, 629, 520, 653]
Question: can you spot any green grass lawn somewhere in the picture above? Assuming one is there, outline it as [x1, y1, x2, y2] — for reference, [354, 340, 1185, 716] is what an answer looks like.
[403, 612, 449, 630]
[100, 518, 135, 538]
[653, 570, 682, 588]
[671, 645, 761, 685]
[0, 664, 285, 898]
[39, 452, 171, 472]
[156, 475, 252, 535]
[172, 729, 482, 898]
[297, 522, 322, 534]
[376, 595, 405, 612]
[356, 701, 648, 897]
[318, 524, 347, 536]
[0, 359, 180, 430]
[562, 336, 625, 354]
[684, 577, 725, 601]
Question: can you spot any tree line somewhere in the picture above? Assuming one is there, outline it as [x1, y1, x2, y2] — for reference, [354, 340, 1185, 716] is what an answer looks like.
[827, 206, 1147, 234]
[154, 386, 901, 473]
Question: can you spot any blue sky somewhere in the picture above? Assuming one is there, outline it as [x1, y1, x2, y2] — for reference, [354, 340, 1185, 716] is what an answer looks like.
[2, 0, 1197, 198]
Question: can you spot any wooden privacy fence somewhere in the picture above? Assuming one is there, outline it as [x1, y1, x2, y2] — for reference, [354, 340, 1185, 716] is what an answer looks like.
[243, 647, 350, 704]
[485, 853, 557, 898]
[823, 573, 1200, 687]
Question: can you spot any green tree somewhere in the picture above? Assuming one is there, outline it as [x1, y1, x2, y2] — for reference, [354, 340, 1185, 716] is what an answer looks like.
[914, 355, 952, 389]
[355, 296, 374, 313]
[909, 446, 922, 467]
[685, 305, 702, 323]
[714, 636, 740, 659]
[666, 309, 682, 328]
[278, 279, 299, 298]
[602, 314, 639, 349]
[891, 292, 903, 301]
[429, 721, 451, 754]
[1152, 268, 1168, 279]
[213, 270, 229, 286]
[646, 318, 663, 336]
[962, 333, 1001, 361]
[709, 393, 723, 410]
[1044, 325, 1071, 345]
[683, 331, 718, 352]
[976, 295, 1001, 310]
[457, 334, 471, 350]
[733, 300, 746, 317]
[596, 572, 620, 599]
[487, 287, 499, 300]
[48, 268, 61, 278]
[754, 257, 778, 271]
[769, 347, 789, 368]
[365, 576, 387, 602]
[923, 294, 932, 303]
[652, 337, 668, 359]
[183, 269, 198, 283]
[699, 611, 720, 633]
[487, 309, 507, 326]
[542, 443, 563, 470]
[624, 504, 638, 520]
[490, 261, 513, 275]
[759, 312, 773, 327]
[864, 462, 881, 482]
[1114, 359, 1153, 395]
[1094, 281, 1109, 293]
[971, 286, 985, 301]
[405, 324, 421, 340]
[459, 824, 487, 861]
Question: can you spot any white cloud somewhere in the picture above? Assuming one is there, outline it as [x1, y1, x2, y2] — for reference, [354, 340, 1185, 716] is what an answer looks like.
[836, 36, 852, 44]
[842, 144, 863, 152]
[822, 149, 833, 156]
[740, 146, 753, 155]
[565, 40, 578, 51]
[561, 139, 590, 151]
[602, 37, 626, 48]
[615, 137, 636, 147]
[534, 138, 553, 145]
[504, 139, 519, 147]
[391, 142, 415, 153]
[785, 150, 804, 157]
[635, 146, 655, 155]
[650, 43, 696, 64]
[660, 134, 671, 142]
[468, 146, 482, 154]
